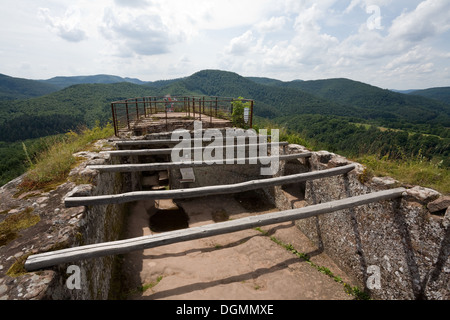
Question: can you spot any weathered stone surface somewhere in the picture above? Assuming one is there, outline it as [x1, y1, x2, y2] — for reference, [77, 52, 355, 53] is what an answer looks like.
[287, 144, 309, 154]
[1, 127, 448, 301]
[328, 155, 350, 168]
[281, 145, 449, 300]
[372, 176, 400, 189]
[443, 208, 450, 229]
[0, 140, 127, 300]
[65, 184, 93, 198]
[406, 186, 441, 203]
[427, 196, 450, 213]
[315, 151, 335, 164]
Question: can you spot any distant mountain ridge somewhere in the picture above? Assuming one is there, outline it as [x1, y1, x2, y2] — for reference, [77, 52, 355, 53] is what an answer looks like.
[1, 71, 449, 104]
[38, 74, 149, 89]
[0, 73, 59, 100]
[254, 77, 450, 126]
[0, 69, 449, 187]
[408, 87, 450, 105]
[0, 70, 449, 140]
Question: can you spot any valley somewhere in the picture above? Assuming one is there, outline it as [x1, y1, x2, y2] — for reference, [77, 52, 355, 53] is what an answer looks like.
[0, 70, 448, 193]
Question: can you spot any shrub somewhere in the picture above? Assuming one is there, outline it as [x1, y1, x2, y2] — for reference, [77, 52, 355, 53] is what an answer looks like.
[231, 97, 252, 129]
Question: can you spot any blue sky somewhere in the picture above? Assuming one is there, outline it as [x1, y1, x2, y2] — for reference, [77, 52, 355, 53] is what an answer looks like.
[1, 0, 449, 90]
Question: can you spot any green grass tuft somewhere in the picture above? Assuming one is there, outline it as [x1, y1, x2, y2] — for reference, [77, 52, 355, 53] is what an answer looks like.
[357, 155, 449, 194]
[0, 207, 40, 247]
[17, 123, 114, 192]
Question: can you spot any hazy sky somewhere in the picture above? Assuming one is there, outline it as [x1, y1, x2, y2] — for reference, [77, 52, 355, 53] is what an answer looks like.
[1, 0, 449, 89]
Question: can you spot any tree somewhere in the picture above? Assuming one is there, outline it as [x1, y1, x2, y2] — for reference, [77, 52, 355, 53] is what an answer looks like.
[231, 97, 252, 129]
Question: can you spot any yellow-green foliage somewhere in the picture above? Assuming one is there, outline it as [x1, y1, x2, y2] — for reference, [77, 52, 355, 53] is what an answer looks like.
[357, 155, 449, 195]
[255, 118, 448, 195]
[231, 97, 252, 129]
[253, 120, 312, 149]
[19, 123, 114, 191]
[0, 207, 40, 246]
[6, 254, 30, 277]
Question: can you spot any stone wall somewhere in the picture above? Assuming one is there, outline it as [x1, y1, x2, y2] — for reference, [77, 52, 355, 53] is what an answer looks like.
[275, 144, 449, 300]
[0, 139, 128, 300]
[1, 134, 448, 300]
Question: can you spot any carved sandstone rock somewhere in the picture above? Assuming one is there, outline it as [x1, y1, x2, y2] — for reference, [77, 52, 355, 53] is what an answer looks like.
[406, 186, 441, 203]
[427, 196, 450, 214]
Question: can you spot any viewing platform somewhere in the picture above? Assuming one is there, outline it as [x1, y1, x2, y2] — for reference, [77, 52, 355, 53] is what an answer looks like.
[110, 96, 254, 137]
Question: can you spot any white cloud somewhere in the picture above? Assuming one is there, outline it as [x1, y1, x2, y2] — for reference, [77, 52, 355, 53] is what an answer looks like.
[0, 0, 448, 89]
[244, 2, 340, 72]
[256, 16, 287, 33]
[344, 0, 392, 13]
[336, 0, 450, 61]
[38, 6, 87, 42]
[226, 31, 256, 56]
[389, 0, 450, 42]
[344, 0, 361, 14]
[216, 0, 450, 89]
[99, 6, 183, 57]
[114, 0, 150, 8]
[384, 46, 431, 70]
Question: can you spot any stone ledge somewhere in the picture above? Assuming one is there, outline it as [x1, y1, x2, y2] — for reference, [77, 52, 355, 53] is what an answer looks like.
[0, 138, 124, 300]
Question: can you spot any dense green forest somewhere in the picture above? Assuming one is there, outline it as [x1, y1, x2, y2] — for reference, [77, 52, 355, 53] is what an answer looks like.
[39, 74, 148, 89]
[409, 87, 450, 105]
[252, 77, 450, 137]
[0, 70, 449, 189]
[270, 114, 449, 166]
[0, 83, 160, 141]
[0, 73, 59, 100]
[0, 136, 64, 186]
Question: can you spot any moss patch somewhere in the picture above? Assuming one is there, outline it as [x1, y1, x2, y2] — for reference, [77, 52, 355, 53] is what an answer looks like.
[0, 207, 40, 247]
[6, 254, 31, 277]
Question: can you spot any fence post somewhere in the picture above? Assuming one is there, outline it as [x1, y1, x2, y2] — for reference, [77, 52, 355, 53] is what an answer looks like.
[210, 99, 212, 123]
[215, 97, 218, 117]
[143, 97, 147, 118]
[165, 101, 168, 131]
[111, 103, 118, 137]
[135, 98, 139, 120]
[202, 97, 205, 115]
[250, 100, 254, 129]
[125, 101, 130, 130]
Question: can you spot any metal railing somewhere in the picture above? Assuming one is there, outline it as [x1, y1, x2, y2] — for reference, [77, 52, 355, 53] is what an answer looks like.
[111, 96, 254, 136]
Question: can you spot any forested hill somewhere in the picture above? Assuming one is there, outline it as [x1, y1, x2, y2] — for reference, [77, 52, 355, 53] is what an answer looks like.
[0, 83, 158, 142]
[177, 70, 450, 136]
[1, 69, 449, 142]
[251, 77, 450, 129]
[39, 74, 148, 90]
[180, 70, 357, 120]
[0, 69, 449, 187]
[0, 73, 59, 100]
[409, 87, 450, 105]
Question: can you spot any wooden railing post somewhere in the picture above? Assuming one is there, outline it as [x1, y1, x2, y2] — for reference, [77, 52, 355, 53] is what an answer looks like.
[135, 98, 139, 120]
[125, 101, 130, 130]
[111, 103, 118, 137]
[250, 100, 254, 129]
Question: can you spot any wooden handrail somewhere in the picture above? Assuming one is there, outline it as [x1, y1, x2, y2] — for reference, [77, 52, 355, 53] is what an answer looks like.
[25, 187, 406, 271]
[88, 153, 312, 173]
[64, 164, 356, 207]
[100, 142, 289, 157]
